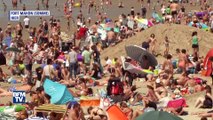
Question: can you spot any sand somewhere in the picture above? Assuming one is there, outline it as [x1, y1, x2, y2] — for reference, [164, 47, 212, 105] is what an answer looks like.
[0, 0, 213, 120]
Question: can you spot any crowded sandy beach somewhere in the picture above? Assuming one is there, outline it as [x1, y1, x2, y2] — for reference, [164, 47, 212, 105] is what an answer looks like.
[0, 0, 213, 120]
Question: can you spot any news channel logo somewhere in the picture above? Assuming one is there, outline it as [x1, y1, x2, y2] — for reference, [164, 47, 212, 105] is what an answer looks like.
[13, 91, 26, 104]
[9, 10, 50, 21]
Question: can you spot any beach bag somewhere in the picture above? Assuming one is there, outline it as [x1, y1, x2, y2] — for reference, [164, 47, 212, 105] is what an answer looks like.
[107, 78, 123, 96]
[100, 97, 111, 109]
[65, 59, 69, 67]
[201, 70, 207, 76]
[77, 54, 83, 62]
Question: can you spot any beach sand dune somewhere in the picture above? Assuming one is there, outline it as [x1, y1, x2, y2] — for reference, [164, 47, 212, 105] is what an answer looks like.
[101, 24, 213, 60]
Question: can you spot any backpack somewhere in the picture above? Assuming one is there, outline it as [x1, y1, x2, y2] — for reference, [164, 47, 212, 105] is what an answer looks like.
[107, 78, 124, 96]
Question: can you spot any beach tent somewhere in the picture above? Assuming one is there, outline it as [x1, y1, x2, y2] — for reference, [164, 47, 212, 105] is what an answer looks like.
[136, 111, 183, 120]
[106, 105, 128, 120]
[43, 79, 75, 105]
[125, 45, 158, 68]
[203, 48, 213, 76]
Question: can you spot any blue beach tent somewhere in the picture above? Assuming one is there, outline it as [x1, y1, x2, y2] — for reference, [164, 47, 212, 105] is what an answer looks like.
[43, 79, 74, 104]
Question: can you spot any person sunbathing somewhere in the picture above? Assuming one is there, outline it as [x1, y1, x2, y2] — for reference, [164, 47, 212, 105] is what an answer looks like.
[68, 78, 93, 97]
[0, 67, 7, 82]
[175, 72, 190, 86]
[165, 107, 187, 116]
[87, 107, 107, 120]
[119, 102, 133, 120]
[0, 82, 34, 96]
[184, 77, 204, 94]
[192, 110, 213, 118]
[145, 84, 159, 103]
[67, 101, 85, 120]
[195, 85, 213, 108]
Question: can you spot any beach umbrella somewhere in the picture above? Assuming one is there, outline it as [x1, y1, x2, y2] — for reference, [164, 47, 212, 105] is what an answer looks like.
[125, 45, 158, 67]
[122, 61, 153, 75]
[203, 48, 213, 76]
[6, 47, 21, 53]
[43, 79, 75, 104]
[135, 111, 183, 120]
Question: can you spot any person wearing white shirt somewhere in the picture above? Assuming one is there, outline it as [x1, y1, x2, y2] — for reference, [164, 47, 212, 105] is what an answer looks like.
[32, 42, 38, 54]
[23, 16, 30, 28]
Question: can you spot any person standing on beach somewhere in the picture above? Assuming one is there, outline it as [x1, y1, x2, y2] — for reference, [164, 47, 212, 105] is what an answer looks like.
[12, 0, 17, 9]
[170, 1, 179, 23]
[0, 28, 3, 48]
[23, 16, 30, 29]
[163, 36, 170, 57]
[23, 4, 26, 11]
[141, 5, 147, 18]
[107, 28, 116, 46]
[147, 0, 151, 9]
[68, 47, 78, 79]
[149, 33, 157, 55]
[3, 2, 7, 12]
[190, 31, 200, 57]
[45, 0, 49, 9]
[178, 49, 188, 74]
[130, 7, 135, 17]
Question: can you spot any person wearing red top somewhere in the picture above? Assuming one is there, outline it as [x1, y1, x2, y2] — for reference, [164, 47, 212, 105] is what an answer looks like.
[77, 25, 88, 40]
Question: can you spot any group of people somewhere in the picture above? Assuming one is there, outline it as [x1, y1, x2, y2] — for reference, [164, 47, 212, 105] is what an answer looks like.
[0, 0, 213, 120]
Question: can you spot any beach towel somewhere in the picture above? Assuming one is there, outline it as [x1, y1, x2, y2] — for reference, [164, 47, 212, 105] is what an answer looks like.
[0, 113, 16, 120]
[43, 79, 75, 104]
[80, 99, 100, 107]
[106, 105, 128, 120]
[35, 104, 66, 114]
[167, 98, 187, 109]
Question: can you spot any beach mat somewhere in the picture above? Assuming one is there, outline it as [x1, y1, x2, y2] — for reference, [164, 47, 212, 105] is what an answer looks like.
[80, 99, 100, 107]
[35, 104, 66, 113]
[106, 105, 128, 120]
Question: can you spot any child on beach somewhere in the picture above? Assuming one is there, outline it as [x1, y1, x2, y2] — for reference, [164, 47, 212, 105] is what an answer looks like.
[163, 36, 170, 57]
[149, 33, 157, 55]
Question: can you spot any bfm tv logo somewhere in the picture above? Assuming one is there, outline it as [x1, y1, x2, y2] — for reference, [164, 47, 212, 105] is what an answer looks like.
[13, 91, 26, 104]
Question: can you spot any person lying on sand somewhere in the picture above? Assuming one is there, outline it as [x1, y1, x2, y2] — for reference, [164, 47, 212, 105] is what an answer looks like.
[195, 85, 213, 108]
[192, 110, 213, 118]
[0, 82, 34, 96]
